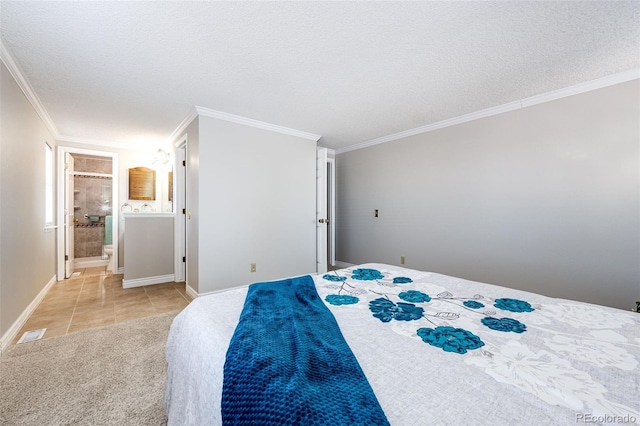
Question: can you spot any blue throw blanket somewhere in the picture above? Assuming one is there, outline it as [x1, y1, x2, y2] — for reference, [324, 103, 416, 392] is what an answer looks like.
[221, 275, 389, 425]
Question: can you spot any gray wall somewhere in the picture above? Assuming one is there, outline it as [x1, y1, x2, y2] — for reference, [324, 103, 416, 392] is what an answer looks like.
[123, 215, 174, 281]
[336, 79, 639, 310]
[0, 61, 57, 339]
[191, 116, 317, 294]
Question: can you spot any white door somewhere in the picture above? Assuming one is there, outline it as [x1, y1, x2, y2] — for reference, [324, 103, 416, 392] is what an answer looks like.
[316, 147, 328, 274]
[64, 153, 75, 278]
[327, 159, 336, 267]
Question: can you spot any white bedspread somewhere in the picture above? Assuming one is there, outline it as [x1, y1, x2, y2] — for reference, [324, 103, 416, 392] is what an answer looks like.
[164, 264, 640, 425]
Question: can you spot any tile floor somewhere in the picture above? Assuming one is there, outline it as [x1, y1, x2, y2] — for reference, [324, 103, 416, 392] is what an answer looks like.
[13, 266, 191, 345]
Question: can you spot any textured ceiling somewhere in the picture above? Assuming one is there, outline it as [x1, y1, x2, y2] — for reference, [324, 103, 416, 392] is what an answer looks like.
[1, 1, 638, 151]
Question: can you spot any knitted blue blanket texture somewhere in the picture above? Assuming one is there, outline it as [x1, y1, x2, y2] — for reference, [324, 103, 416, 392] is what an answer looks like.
[221, 275, 389, 425]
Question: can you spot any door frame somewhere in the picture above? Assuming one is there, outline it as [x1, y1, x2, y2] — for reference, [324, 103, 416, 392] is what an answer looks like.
[327, 157, 336, 268]
[316, 148, 328, 273]
[56, 146, 119, 281]
[64, 152, 74, 278]
[173, 136, 187, 283]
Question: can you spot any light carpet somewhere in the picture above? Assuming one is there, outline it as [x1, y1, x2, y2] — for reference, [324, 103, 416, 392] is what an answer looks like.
[0, 311, 180, 425]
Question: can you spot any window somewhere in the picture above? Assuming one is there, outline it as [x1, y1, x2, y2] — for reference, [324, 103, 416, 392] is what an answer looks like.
[45, 142, 54, 226]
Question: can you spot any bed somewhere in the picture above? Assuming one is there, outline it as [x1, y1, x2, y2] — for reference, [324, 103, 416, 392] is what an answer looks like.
[164, 263, 639, 425]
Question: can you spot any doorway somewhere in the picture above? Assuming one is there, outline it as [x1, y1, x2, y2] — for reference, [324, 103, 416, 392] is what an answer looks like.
[316, 148, 336, 274]
[57, 147, 119, 281]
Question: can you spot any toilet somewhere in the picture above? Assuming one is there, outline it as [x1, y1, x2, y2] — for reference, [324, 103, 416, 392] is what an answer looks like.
[104, 245, 115, 273]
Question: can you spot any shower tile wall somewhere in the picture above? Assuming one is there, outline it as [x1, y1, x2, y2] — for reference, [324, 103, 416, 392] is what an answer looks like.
[74, 155, 112, 174]
[74, 224, 104, 258]
[73, 155, 113, 258]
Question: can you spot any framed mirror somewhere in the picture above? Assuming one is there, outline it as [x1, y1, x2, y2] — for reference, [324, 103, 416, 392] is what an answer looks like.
[129, 167, 156, 200]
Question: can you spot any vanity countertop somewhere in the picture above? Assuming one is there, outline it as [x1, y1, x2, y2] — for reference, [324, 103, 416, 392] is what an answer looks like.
[122, 212, 174, 218]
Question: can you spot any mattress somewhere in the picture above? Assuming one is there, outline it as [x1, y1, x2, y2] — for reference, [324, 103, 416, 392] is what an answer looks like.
[164, 263, 640, 425]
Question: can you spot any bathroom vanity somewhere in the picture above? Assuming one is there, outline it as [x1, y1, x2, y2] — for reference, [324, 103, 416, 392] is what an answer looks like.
[122, 212, 175, 288]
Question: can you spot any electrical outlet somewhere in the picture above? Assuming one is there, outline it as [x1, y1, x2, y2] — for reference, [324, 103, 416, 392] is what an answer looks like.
[401, 256, 405, 265]
[374, 209, 379, 218]
[250, 263, 256, 273]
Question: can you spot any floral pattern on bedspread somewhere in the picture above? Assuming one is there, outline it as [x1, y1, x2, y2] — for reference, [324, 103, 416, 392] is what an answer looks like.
[316, 266, 640, 419]
[322, 269, 535, 354]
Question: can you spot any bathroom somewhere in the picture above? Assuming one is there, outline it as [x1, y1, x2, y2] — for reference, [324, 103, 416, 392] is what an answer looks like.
[72, 154, 114, 270]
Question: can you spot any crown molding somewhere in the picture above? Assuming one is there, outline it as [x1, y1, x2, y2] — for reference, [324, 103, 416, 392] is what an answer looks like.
[0, 36, 60, 139]
[519, 68, 640, 108]
[56, 134, 156, 153]
[194, 106, 322, 142]
[336, 68, 640, 154]
[168, 106, 199, 143]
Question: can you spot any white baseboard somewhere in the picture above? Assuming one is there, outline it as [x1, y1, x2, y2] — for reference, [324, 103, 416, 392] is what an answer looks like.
[333, 261, 355, 268]
[184, 268, 360, 299]
[0, 274, 56, 355]
[196, 283, 251, 298]
[74, 257, 109, 268]
[123, 274, 175, 289]
[185, 284, 198, 300]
